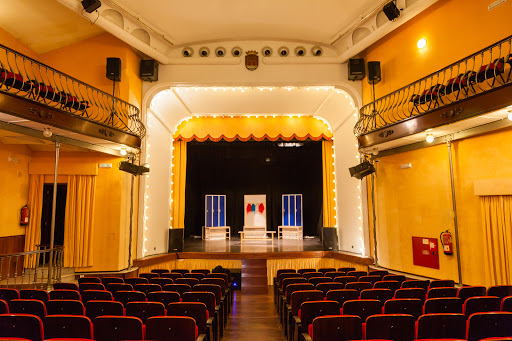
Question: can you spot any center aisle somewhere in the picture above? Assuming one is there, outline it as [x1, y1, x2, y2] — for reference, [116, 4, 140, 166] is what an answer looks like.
[222, 288, 286, 341]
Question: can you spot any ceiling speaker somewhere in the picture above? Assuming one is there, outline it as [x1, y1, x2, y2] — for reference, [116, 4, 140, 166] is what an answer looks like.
[349, 161, 375, 179]
[81, 0, 101, 13]
[383, 1, 401, 21]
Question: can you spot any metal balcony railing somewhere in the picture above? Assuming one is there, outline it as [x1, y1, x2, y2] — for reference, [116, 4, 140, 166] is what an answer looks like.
[0, 43, 146, 139]
[355, 35, 512, 137]
[0, 246, 63, 289]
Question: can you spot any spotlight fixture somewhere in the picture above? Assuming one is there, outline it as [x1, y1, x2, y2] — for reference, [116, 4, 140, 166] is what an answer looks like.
[349, 161, 375, 179]
[43, 127, 53, 138]
[426, 134, 434, 143]
[508, 110, 512, 121]
[120, 148, 127, 156]
[383, 1, 401, 21]
[81, 0, 101, 13]
[417, 38, 427, 49]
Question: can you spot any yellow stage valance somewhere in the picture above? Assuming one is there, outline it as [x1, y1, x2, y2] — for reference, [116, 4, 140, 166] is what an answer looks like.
[174, 116, 332, 142]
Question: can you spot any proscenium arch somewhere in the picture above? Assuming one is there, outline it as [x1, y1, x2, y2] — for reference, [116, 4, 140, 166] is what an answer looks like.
[138, 83, 368, 258]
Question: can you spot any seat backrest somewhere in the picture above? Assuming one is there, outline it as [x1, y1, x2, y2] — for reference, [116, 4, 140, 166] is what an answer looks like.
[126, 301, 166, 323]
[290, 290, 324, 316]
[78, 277, 101, 284]
[278, 272, 301, 287]
[430, 280, 455, 289]
[282, 277, 307, 291]
[303, 272, 323, 280]
[333, 276, 358, 286]
[345, 281, 373, 293]
[150, 278, 175, 287]
[206, 272, 229, 284]
[277, 269, 296, 277]
[9, 299, 46, 320]
[374, 280, 401, 293]
[325, 289, 359, 307]
[19, 290, 48, 303]
[43, 315, 92, 339]
[147, 291, 181, 307]
[0, 289, 19, 303]
[49, 289, 81, 301]
[93, 316, 144, 341]
[401, 280, 429, 290]
[139, 273, 160, 280]
[394, 288, 426, 302]
[124, 277, 149, 286]
[0, 299, 8, 314]
[0, 314, 43, 341]
[146, 316, 197, 341]
[427, 287, 459, 299]
[383, 298, 423, 319]
[424, 297, 463, 314]
[502, 296, 512, 312]
[383, 275, 406, 283]
[359, 276, 382, 284]
[200, 278, 226, 292]
[467, 312, 512, 341]
[151, 269, 170, 275]
[184, 273, 205, 281]
[458, 286, 487, 302]
[416, 313, 466, 340]
[315, 282, 344, 296]
[298, 268, 316, 275]
[133, 283, 162, 295]
[488, 286, 512, 300]
[464, 296, 501, 318]
[85, 300, 124, 320]
[101, 277, 125, 286]
[308, 277, 332, 286]
[46, 299, 85, 315]
[81, 290, 113, 303]
[325, 271, 346, 279]
[171, 269, 190, 275]
[167, 302, 208, 334]
[163, 284, 192, 296]
[369, 270, 389, 277]
[342, 299, 383, 322]
[161, 273, 183, 281]
[366, 314, 415, 341]
[285, 283, 315, 302]
[311, 315, 362, 341]
[191, 269, 211, 275]
[176, 278, 200, 287]
[360, 288, 393, 303]
[114, 290, 147, 307]
[106, 283, 134, 294]
[182, 291, 216, 316]
[318, 268, 336, 275]
[79, 283, 105, 292]
[347, 271, 367, 279]
[299, 300, 340, 333]
[192, 284, 222, 303]
[53, 283, 79, 291]
[338, 267, 356, 272]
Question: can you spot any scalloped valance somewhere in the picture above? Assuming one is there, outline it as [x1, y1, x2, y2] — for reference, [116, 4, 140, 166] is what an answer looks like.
[174, 116, 332, 142]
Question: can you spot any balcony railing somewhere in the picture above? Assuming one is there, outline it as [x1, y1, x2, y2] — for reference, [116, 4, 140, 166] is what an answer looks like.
[0, 43, 146, 140]
[355, 35, 512, 137]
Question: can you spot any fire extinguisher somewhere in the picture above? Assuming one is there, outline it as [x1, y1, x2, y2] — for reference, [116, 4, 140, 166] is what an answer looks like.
[20, 205, 29, 226]
[440, 230, 453, 255]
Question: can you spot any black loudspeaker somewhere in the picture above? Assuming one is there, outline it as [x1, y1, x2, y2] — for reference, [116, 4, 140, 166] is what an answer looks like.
[383, 1, 401, 21]
[367, 61, 381, 85]
[168, 228, 184, 252]
[322, 227, 339, 251]
[106, 57, 121, 82]
[349, 161, 375, 180]
[348, 58, 365, 81]
[119, 161, 149, 176]
[140, 60, 159, 82]
[81, 0, 101, 13]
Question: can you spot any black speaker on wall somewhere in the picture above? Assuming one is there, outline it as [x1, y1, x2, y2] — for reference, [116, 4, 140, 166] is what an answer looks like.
[367, 61, 381, 85]
[140, 60, 159, 82]
[168, 228, 184, 252]
[348, 58, 365, 81]
[106, 57, 121, 82]
[322, 227, 339, 251]
[349, 161, 375, 179]
[383, 1, 401, 21]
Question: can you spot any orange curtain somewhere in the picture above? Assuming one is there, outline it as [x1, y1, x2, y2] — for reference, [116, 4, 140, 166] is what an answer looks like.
[24, 174, 44, 253]
[63, 175, 96, 267]
[322, 140, 336, 227]
[171, 141, 187, 229]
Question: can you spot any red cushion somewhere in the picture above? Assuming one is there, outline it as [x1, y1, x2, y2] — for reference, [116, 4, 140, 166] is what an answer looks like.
[308, 323, 313, 337]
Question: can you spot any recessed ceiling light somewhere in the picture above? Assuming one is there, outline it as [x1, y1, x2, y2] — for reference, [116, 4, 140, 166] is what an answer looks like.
[417, 38, 427, 49]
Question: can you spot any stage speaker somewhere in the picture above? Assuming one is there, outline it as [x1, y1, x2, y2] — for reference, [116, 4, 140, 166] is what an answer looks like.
[119, 161, 149, 176]
[140, 60, 159, 82]
[367, 61, 381, 85]
[106, 57, 121, 82]
[81, 0, 101, 13]
[322, 227, 339, 251]
[168, 228, 184, 252]
[348, 58, 365, 81]
[383, 1, 401, 21]
[349, 161, 375, 179]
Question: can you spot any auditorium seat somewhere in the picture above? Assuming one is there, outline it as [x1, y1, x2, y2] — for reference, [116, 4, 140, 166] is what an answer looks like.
[338, 267, 356, 273]
[79, 283, 105, 292]
[151, 269, 170, 275]
[429, 280, 455, 289]
[365, 314, 415, 341]
[46, 299, 85, 315]
[325, 289, 359, 308]
[470, 57, 506, 85]
[303, 272, 323, 280]
[359, 275, 382, 285]
[347, 271, 367, 279]
[360, 288, 393, 303]
[126, 301, 165, 323]
[163, 283, 192, 296]
[101, 277, 124, 286]
[106, 283, 133, 294]
[383, 275, 406, 283]
[81, 290, 113, 303]
[114, 290, 147, 307]
[318, 268, 336, 275]
[488, 286, 512, 300]
[53, 283, 79, 291]
[200, 278, 229, 316]
[161, 273, 184, 281]
[401, 280, 429, 290]
[304, 315, 362, 341]
[466, 312, 512, 341]
[292, 300, 340, 341]
[147, 291, 181, 306]
[333, 276, 358, 286]
[424, 297, 463, 314]
[342, 299, 383, 321]
[315, 282, 344, 296]
[416, 313, 466, 340]
[427, 287, 458, 299]
[282, 277, 308, 293]
[146, 316, 202, 341]
[369, 270, 389, 277]
[345, 281, 373, 294]
[502, 296, 512, 312]
[133, 283, 161, 295]
[374, 280, 401, 293]
[324, 271, 346, 279]
[458, 286, 487, 303]
[192, 269, 211, 275]
[0, 289, 19, 303]
[124, 277, 149, 286]
[297, 269, 316, 275]
[19, 289, 49, 303]
[78, 277, 101, 284]
[182, 291, 219, 341]
[286, 290, 323, 337]
[49, 289, 81, 301]
[139, 272, 160, 280]
[177, 278, 200, 287]
[93, 316, 144, 341]
[278, 275, 307, 312]
[9, 299, 46, 320]
[85, 300, 124, 320]
[150, 277, 175, 286]
[184, 273, 206, 281]
[308, 277, 332, 286]
[43, 315, 92, 340]
[0, 314, 43, 341]
[171, 269, 190, 275]
[383, 298, 423, 319]
[463, 296, 501, 318]
[167, 302, 212, 341]
[280, 283, 315, 326]
[0, 300, 8, 314]
[192, 284, 224, 334]
[395, 288, 426, 302]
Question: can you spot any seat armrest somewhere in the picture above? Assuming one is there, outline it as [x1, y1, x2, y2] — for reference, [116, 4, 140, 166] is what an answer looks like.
[196, 333, 207, 341]
[207, 316, 214, 325]
[301, 332, 313, 341]
[293, 316, 301, 325]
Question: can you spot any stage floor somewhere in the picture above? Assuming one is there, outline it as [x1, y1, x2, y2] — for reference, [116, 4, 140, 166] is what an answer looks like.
[183, 236, 323, 253]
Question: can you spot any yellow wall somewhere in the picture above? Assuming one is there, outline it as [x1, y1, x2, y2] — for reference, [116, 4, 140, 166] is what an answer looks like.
[0, 144, 31, 237]
[0, 28, 39, 60]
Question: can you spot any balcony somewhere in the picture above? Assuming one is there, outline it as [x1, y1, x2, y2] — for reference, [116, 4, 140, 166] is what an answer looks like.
[355, 35, 512, 149]
[0, 44, 145, 148]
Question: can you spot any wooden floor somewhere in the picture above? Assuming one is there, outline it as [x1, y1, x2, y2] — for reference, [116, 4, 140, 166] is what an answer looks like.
[223, 288, 286, 341]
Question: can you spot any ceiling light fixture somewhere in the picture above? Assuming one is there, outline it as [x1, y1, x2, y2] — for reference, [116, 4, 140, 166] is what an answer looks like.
[120, 148, 127, 156]
[508, 110, 512, 121]
[43, 127, 53, 138]
[417, 38, 427, 49]
[426, 134, 434, 143]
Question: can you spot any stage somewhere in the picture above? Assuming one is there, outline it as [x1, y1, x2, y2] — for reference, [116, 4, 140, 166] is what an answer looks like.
[182, 236, 324, 253]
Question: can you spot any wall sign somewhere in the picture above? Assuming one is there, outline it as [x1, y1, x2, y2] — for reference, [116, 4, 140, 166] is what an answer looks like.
[412, 236, 439, 269]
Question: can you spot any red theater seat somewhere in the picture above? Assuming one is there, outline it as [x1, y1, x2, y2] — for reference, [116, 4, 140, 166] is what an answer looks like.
[43, 315, 92, 340]
[93, 316, 144, 341]
[146, 316, 200, 341]
[0, 314, 43, 341]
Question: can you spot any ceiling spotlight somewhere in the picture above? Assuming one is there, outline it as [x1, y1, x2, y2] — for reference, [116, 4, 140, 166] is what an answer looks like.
[81, 0, 101, 13]
[417, 38, 427, 49]
[120, 148, 127, 156]
[43, 127, 53, 138]
[508, 110, 512, 121]
[426, 134, 434, 143]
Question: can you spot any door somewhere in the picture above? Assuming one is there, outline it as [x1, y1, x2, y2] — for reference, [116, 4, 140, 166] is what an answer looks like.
[40, 184, 67, 263]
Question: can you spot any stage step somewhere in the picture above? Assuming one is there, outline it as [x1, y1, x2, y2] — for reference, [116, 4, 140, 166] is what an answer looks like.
[241, 259, 268, 294]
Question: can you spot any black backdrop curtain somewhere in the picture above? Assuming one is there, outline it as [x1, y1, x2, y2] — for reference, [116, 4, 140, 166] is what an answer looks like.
[184, 140, 323, 237]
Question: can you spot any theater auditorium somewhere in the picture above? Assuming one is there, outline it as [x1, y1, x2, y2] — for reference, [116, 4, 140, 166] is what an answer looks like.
[0, 0, 511, 340]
